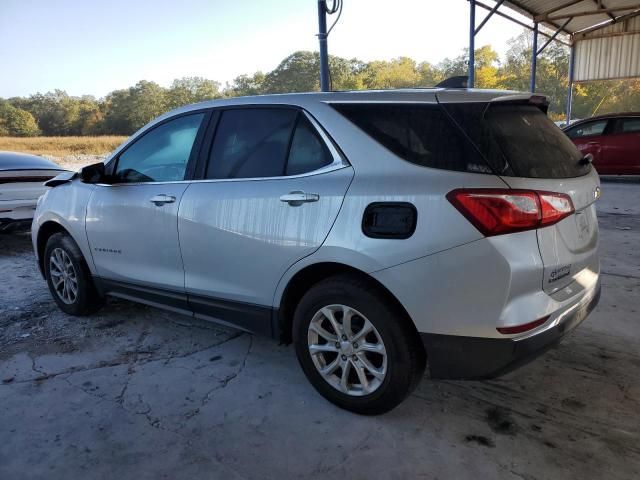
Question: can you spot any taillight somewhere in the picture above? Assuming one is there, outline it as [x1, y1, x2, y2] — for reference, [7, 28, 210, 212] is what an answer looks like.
[538, 192, 574, 227]
[446, 188, 574, 237]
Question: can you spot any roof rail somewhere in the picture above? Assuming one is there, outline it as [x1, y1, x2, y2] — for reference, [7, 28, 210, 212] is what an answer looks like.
[435, 76, 469, 89]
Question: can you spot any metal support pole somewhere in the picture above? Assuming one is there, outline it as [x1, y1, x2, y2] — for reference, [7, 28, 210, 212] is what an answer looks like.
[530, 22, 538, 92]
[566, 43, 575, 125]
[468, 0, 476, 88]
[317, 0, 330, 92]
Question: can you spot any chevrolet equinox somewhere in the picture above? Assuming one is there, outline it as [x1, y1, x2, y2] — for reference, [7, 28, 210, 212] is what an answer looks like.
[32, 89, 601, 414]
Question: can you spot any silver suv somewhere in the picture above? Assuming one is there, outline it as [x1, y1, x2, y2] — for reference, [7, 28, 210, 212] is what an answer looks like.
[32, 89, 601, 414]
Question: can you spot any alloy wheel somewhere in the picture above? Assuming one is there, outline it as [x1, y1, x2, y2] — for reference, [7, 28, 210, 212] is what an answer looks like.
[49, 247, 78, 305]
[307, 304, 387, 396]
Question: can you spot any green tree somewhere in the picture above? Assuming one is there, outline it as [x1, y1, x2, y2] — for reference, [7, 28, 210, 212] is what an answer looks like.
[167, 77, 221, 109]
[0, 102, 40, 136]
[263, 51, 322, 93]
[362, 57, 422, 89]
[225, 72, 266, 97]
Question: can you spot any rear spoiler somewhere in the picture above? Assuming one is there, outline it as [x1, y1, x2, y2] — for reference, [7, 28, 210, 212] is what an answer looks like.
[436, 90, 549, 113]
[45, 171, 77, 187]
[435, 76, 469, 88]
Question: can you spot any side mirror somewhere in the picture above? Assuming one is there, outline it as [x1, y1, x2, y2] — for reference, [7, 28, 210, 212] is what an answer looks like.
[79, 162, 106, 184]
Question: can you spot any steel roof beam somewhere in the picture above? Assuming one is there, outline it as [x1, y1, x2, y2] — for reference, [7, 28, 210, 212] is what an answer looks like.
[475, 0, 506, 34]
[543, 0, 585, 15]
[537, 17, 573, 54]
[573, 9, 640, 37]
[506, 0, 572, 34]
[536, 5, 640, 22]
[594, 0, 618, 22]
[475, 1, 571, 46]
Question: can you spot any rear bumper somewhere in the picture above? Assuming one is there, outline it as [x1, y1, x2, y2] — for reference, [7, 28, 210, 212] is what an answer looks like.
[421, 280, 601, 380]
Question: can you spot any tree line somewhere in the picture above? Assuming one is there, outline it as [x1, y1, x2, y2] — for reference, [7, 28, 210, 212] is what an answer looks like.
[1, 31, 639, 137]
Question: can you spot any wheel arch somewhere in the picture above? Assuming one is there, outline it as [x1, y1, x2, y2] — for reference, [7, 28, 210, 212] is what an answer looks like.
[276, 261, 421, 348]
[36, 220, 72, 277]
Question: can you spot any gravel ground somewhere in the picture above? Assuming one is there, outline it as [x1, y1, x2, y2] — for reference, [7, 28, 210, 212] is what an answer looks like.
[0, 179, 639, 479]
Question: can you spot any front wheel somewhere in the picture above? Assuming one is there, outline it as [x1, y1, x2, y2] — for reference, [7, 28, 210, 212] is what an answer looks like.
[44, 232, 103, 315]
[293, 275, 426, 415]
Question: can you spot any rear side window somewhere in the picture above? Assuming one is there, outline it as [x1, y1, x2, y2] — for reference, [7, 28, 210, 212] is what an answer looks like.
[565, 120, 608, 138]
[332, 103, 491, 174]
[206, 108, 297, 179]
[206, 109, 333, 179]
[619, 117, 640, 133]
[286, 116, 333, 175]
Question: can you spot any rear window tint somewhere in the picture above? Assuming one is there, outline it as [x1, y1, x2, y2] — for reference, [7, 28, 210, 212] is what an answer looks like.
[485, 105, 588, 178]
[332, 103, 492, 174]
[442, 103, 590, 179]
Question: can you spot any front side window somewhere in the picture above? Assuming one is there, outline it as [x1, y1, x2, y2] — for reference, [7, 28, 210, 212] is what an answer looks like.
[565, 120, 608, 139]
[114, 113, 205, 183]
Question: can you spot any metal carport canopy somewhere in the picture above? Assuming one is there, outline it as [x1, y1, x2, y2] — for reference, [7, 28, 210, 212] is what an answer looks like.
[468, 0, 640, 121]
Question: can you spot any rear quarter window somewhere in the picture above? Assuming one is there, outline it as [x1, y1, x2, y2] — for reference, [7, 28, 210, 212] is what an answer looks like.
[331, 103, 492, 174]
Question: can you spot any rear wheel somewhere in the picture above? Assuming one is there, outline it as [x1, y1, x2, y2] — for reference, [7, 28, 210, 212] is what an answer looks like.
[44, 232, 103, 315]
[293, 274, 425, 415]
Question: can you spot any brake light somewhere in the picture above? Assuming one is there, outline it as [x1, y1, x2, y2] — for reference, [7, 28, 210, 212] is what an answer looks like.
[446, 188, 574, 236]
[497, 315, 550, 335]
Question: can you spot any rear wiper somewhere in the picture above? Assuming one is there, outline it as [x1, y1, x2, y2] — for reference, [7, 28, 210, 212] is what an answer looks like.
[579, 153, 594, 165]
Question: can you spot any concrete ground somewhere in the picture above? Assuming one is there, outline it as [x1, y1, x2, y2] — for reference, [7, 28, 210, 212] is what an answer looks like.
[1, 179, 639, 480]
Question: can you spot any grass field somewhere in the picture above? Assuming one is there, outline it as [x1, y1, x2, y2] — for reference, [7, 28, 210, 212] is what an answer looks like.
[0, 136, 128, 157]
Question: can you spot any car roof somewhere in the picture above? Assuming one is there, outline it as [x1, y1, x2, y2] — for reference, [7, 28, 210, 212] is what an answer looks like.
[164, 88, 534, 117]
[568, 112, 640, 125]
[0, 151, 66, 172]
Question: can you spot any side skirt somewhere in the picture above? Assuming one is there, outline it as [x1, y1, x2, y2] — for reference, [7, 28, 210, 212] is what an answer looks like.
[95, 278, 277, 338]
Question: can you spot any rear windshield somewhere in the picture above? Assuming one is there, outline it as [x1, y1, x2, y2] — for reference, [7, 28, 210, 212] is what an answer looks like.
[333, 102, 590, 179]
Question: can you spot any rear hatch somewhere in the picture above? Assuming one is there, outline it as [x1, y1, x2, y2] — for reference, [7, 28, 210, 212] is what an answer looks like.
[438, 93, 600, 294]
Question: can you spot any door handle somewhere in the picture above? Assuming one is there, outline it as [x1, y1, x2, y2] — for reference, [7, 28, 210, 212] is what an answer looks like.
[279, 191, 320, 206]
[149, 194, 176, 206]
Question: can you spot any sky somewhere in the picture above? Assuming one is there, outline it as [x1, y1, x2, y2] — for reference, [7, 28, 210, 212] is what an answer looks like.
[0, 0, 528, 98]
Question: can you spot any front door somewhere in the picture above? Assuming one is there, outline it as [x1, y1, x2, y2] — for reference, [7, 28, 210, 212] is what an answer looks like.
[86, 112, 207, 298]
[178, 107, 353, 333]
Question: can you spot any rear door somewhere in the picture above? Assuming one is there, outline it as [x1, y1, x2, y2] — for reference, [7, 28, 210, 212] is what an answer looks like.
[178, 107, 353, 333]
[603, 117, 640, 175]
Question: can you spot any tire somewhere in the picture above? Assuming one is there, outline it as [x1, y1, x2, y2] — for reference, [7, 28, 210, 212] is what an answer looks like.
[44, 232, 104, 315]
[293, 274, 426, 415]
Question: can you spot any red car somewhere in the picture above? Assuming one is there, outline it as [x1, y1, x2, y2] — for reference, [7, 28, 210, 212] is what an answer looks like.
[563, 113, 640, 175]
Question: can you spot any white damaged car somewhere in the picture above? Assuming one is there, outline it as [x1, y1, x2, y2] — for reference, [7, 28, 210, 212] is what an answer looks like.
[0, 151, 68, 231]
